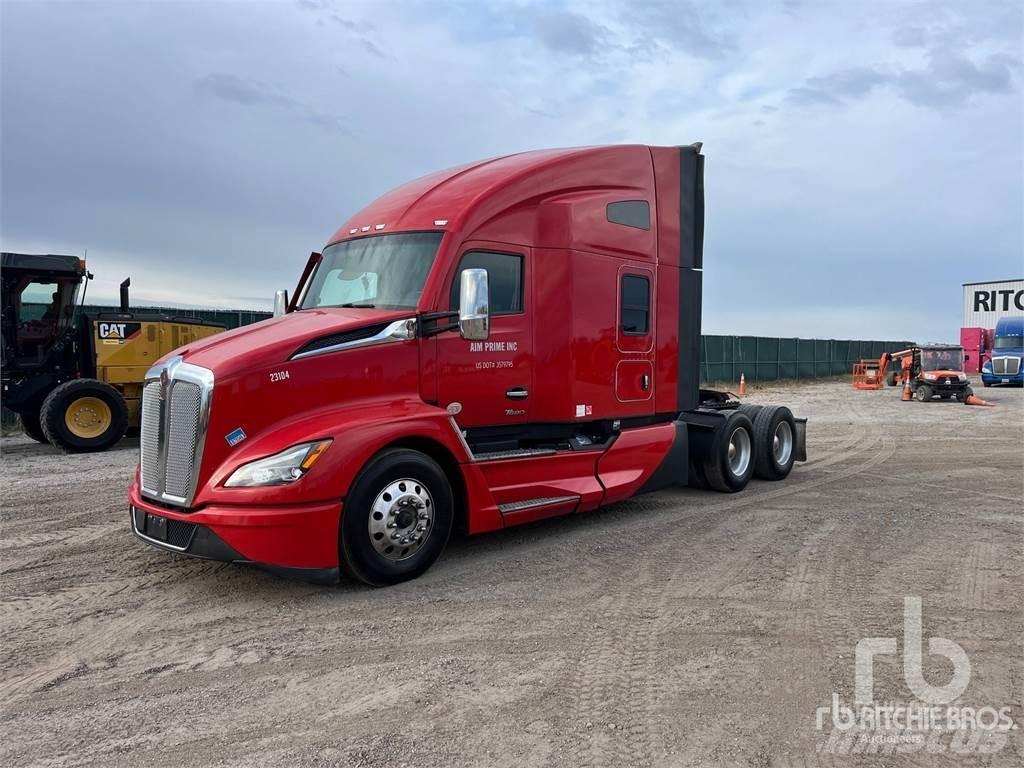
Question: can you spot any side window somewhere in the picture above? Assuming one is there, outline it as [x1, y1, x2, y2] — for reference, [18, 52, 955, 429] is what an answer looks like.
[621, 275, 650, 335]
[450, 251, 523, 315]
[607, 200, 650, 230]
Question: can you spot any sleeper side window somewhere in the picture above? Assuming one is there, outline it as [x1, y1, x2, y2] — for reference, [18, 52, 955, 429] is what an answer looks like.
[607, 200, 650, 230]
[621, 274, 650, 335]
[450, 251, 523, 315]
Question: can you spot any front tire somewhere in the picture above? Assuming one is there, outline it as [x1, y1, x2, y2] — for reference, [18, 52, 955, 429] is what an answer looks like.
[915, 385, 933, 402]
[20, 411, 48, 443]
[702, 411, 756, 493]
[340, 448, 454, 586]
[40, 379, 128, 452]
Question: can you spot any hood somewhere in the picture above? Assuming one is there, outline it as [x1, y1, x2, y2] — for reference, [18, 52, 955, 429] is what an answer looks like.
[171, 308, 414, 379]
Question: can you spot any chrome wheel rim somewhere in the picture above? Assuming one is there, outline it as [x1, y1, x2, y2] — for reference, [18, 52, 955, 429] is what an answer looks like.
[367, 478, 434, 561]
[727, 427, 752, 477]
[773, 421, 793, 465]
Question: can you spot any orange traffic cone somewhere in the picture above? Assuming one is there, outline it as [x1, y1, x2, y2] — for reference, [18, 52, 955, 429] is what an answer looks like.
[738, 373, 747, 397]
[965, 395, 994, 407]
[901, 376, 912, 402]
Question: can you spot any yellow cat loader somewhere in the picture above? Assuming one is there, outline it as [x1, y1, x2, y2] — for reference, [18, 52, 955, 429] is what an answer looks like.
[1, 252, 224, 452]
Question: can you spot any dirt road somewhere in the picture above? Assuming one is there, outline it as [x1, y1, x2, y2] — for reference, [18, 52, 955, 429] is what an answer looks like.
[2, 381, 1021, 767]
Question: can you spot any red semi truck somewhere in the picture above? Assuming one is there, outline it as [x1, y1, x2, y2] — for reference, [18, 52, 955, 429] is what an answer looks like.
[129, 144, 807, 585]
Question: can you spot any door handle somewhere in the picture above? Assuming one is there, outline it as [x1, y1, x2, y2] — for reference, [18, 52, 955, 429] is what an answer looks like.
[641, 374, 650, 391]
[505, 387, 529, 400]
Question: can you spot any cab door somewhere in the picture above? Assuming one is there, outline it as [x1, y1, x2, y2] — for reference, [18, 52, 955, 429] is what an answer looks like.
[436, 243, 533, 428]
[614, 265, 656, 416]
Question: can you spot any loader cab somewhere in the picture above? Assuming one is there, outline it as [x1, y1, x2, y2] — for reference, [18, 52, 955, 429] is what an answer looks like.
[1, 253, 86, 373]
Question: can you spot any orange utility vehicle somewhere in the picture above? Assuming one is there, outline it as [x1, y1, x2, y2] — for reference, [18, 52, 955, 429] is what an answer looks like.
[883, 346, 973, 402]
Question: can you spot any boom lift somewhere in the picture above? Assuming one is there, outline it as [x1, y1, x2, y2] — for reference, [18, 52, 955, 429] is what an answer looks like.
[1, 253, 224, 451]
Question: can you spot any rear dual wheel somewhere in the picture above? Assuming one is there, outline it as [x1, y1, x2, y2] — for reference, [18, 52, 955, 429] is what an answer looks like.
[740, 404, 798, 481]
[700, 411, 756, 493]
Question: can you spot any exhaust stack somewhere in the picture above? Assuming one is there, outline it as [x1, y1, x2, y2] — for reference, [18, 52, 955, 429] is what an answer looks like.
[120, 278, 130, 312]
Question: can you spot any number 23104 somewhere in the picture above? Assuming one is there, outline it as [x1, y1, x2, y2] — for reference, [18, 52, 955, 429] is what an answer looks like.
[269, 370, 290, 383]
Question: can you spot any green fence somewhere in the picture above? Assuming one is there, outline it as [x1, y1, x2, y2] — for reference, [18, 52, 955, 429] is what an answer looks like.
[700, 336, 914, 383]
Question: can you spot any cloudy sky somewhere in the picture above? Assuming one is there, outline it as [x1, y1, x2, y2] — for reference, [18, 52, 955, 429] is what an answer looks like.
[2, 0, 1021, 341]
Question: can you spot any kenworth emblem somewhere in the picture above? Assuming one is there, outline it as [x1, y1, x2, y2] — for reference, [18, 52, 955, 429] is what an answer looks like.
[159, 368, 170, 401]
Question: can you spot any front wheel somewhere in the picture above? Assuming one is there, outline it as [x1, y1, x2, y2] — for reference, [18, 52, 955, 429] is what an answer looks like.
[915, 385, 933, 402]
[340, 448, 454, 586]
[40, 379, 128, 452]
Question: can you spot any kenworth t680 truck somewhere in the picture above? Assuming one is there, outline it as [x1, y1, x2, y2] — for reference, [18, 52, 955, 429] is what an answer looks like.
[129, 144, 807, 585]
[982, 317, 1024, 386]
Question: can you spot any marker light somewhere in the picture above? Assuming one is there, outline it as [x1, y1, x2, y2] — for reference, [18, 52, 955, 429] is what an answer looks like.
[375, 223, 386, 230]
[225, 440, 332, 487]
[361, 225, 371, 232]
[433, 219, 448, 226]
[349, 228, 358, 234]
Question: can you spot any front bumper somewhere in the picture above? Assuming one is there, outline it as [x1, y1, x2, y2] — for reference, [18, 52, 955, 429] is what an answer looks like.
[917, 380, 969, 393]
[128, 484, 341, 583]
[981, 370, 1023, 385]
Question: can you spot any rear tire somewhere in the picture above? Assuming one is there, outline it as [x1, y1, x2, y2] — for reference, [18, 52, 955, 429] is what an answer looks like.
[340, 448, 454, 586]
[40, 379, 128, 453]
[20, 411, 47, 443]
[702, 411, 756, 493]
[915, 385, 933, 402]
[751, 406, 796, 481]
[886, 371, 898, 387]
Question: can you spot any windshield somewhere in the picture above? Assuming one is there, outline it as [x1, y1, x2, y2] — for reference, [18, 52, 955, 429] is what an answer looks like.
[920, 348, 963, 371]
[994, 335, 1023, 349]
[300, 233, 443, 310]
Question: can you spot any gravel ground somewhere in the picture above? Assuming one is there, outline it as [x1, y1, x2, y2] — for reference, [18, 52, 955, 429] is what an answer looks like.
[1, 380, 1022, 767]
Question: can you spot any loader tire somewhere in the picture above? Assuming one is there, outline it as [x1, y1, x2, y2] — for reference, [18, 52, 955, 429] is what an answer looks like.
[702, 411, 755, 493]
[751, 405, 796, 481]
[40, 379, 128, 453]
[886, 371, 898, 387]
[20, 411, 47, 443]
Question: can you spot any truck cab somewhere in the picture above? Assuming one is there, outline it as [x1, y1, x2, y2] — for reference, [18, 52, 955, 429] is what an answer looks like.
[981, 317, 1024, 386]
[128, 145, 807, 586]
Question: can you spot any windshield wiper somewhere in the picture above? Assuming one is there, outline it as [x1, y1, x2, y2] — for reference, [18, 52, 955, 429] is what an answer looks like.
[339, 302, 377, 308]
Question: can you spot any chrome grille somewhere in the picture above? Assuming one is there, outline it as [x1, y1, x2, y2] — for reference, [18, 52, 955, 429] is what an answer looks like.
[140, 382, 163, 494]
[992, 356, 1021, 375]
[164, 382, 202, 499]
[138, 357, 214, 507]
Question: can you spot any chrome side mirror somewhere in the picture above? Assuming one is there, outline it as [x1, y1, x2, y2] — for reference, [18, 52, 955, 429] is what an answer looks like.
[458, 268, 489, 341]
[273, 289, 289, 318]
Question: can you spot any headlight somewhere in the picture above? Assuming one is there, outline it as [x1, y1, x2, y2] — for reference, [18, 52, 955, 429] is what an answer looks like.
[922, 372, 937, 380]
[983, 361, 992, 371]
[225, 440, 331, 487]
[958, 373, 968, 381]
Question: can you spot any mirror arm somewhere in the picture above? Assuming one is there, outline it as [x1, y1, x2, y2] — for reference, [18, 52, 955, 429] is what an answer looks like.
[418, 310, 459, 337]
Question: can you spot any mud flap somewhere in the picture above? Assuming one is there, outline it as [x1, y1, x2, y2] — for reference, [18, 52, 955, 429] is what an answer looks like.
[793, 417, 808, 462]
